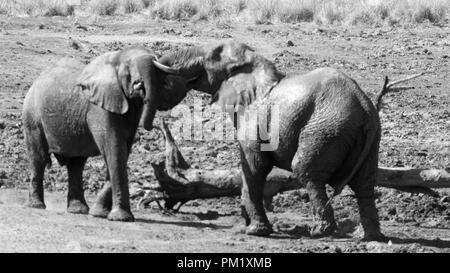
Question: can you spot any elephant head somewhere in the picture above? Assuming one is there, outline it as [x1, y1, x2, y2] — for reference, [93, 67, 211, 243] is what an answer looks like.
[77, 47, 177, 130]
[157, 40, 284, 101]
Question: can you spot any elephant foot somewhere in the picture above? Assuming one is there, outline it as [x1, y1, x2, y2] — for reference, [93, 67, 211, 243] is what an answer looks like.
[107, 207, 134, 222]
[310, 220, 337, 238]
[90, 204, 110, 218]
[25, 199, 46, 209]
[67, 200, 89, 215]
[361, 231, 387, 242]
[245, 222, 273, 237]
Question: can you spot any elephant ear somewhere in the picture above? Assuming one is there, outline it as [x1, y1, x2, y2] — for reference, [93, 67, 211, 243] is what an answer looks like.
[225, 43, 255, 75]
[211, 74, 256, 112]
[78, 52, 129, 114]
[205, 41, 255, 76]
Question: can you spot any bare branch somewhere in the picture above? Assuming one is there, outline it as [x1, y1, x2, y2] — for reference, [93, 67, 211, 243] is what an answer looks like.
[376, 72, 425, 112]
[386, 72, 425, 89]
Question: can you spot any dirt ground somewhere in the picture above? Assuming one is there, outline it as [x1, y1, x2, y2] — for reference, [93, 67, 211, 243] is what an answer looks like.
[0, 15, 449, 253]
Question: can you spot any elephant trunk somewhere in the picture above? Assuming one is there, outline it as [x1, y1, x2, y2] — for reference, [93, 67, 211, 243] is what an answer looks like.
[139, 59, 159, 131]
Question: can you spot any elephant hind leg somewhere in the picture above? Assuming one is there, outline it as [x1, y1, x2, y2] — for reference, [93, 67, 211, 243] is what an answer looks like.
[66, 157, 89, 214]
[348, 144, 386, 242]
[305, 180, 337, 237]
[24, 125, 50, 209]
[291, 138, 345, 237]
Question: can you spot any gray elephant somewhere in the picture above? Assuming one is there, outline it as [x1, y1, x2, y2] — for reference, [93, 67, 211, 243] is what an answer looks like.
[155, 41, 385, 241]
[22, 46, 180, 221]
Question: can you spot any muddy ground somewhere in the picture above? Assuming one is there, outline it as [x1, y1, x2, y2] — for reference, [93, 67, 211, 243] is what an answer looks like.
[0, 15, 449, 253]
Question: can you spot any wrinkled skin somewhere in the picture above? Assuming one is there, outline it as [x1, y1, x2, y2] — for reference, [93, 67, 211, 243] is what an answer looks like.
[158, 41, 385, 241]
[22, 47, 178, 221]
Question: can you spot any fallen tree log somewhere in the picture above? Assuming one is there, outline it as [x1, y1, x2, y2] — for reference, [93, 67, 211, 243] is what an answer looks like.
[138, 120, 449, 211]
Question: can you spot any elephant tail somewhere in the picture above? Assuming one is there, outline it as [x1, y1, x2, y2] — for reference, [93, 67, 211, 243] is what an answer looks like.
[332, 116, 379, 197]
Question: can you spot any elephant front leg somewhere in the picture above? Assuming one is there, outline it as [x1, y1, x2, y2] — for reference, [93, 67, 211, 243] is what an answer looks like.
[104, 145, 134, 222]
[66, 157, 89, 214]
[240, 144, 273, 236]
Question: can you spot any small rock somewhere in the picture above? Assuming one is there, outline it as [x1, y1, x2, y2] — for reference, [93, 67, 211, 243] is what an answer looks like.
[387, 207, 397, 215]
[76, 24, 88, 31]
[420, 219, 440, 228]
[279, 224, 310, 237]
[329, 245, 342, 253]
[394, 160, 404, 167]
[206, 150, 218, 157]
[69, 38, 83, 50]
[316, 28, 325, 33]
[365, 241, 388, 253]
[16, 41, 24, 46]
[129, 185, 143, 198]
[143, 143, 151, 151]
[132, 29, 146, 34]
[286, 40, 294, 47]
[183, 31, 193, 37]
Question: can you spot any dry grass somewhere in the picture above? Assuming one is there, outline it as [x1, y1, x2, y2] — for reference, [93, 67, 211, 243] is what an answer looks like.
[0, 0, 448, 26]
[88, 0, 118, 15]
[150, 0, 247, 21]
[2, 0, 76, 16]
[343, 0, 449, 26]
[150, 0, 449, 25]
[151, 0, 197, 20]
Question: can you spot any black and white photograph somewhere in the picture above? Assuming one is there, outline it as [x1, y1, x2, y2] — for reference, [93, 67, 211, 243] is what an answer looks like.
[0, 0, 449, 255]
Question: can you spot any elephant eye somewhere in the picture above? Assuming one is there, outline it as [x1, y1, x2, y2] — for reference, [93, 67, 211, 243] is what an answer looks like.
[132, 81, 144, 91]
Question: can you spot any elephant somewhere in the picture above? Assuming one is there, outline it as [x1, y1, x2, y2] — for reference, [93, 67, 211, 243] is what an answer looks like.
[22, 46, 182, 221]
[155, 41, 386, 241]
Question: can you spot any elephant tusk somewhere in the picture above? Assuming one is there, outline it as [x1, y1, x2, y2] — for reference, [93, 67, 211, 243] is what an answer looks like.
[153, 60, 179, 74]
